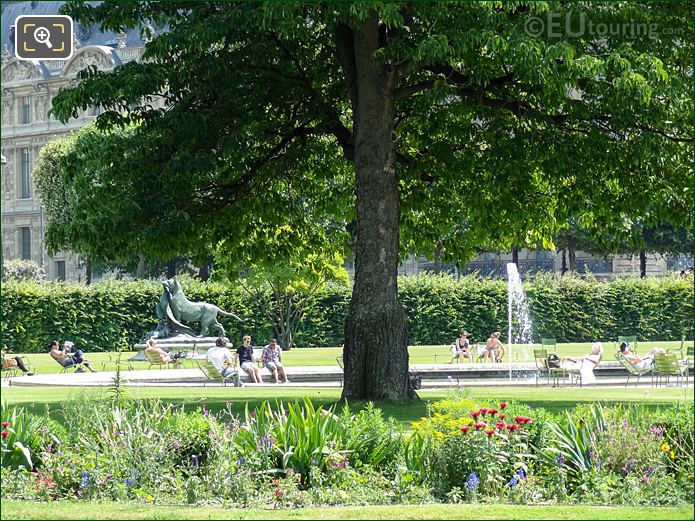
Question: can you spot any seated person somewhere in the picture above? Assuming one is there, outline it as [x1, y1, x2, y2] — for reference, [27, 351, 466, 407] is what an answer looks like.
[1, 351, 34, 376]
[206, 337, 243, 387]
[451, 329, 473, 363]
[562, 342, 603, 383]
[49, 340, 96, 373]
[234, 335, 262, 384]
[145, 338, 184, 364]
[484, 332, 505, 363]
[262, 338, 289, 384]
[619, 342, 667, 371]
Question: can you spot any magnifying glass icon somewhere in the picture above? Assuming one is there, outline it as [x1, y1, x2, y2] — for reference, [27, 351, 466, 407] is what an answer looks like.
[34, 26, 53, 49]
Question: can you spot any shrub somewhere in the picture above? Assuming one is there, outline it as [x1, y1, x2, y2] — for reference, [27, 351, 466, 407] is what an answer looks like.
[2, 273, 691, 353]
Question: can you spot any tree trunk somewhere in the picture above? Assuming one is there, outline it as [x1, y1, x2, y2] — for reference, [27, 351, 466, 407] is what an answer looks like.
[136, 254, 147, 279]
[199, 255, 213, 281]
[166, 259, 176, 278]
[433, 243, 443, 274]
[85, 256, 92, 286]
[512, 247, 519, 267]
[568, 238, 577, 271]
[640, 250, 647, 278]
[341, 13, 409, 401]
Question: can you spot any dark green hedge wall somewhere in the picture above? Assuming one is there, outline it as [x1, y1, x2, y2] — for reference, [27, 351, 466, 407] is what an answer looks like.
[2, 273, 691, 353]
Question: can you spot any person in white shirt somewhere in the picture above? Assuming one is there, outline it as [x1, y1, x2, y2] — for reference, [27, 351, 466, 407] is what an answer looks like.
[562, 342, 603, 384]
[206, 337, 243, 387]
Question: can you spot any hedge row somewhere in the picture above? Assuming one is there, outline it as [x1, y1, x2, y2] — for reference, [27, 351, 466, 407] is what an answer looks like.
[1, 273, 692, 353]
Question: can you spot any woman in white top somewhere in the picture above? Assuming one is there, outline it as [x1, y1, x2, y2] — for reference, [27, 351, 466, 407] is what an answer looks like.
[562, 342, 603, 383]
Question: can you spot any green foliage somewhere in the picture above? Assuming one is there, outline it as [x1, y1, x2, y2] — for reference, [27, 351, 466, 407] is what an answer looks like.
[2, 273, 691, 352]
[0, 404, 42, 470]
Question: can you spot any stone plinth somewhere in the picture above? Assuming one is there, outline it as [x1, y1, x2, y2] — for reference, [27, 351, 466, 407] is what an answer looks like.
[131, 335, 221, 361]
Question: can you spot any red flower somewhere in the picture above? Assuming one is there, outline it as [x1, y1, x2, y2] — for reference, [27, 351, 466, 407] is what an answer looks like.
[460, 426, 471, 434]
[489, 409, 499, 416]
[1, 422, 8, 428]
[484, 429, 495, 437]
[514, 416, 533, 425]
[475, 423, 485, 430]
[496, 422, 507, 430]
[479, 408, 488, 415]
[499, 414, 506, 420]
[471, 411, 480, 419]
[274, 488, 281, 497]
[1, 431, 9, 438]
[500, 402, 508, 409]
[507, 424, 519, 432]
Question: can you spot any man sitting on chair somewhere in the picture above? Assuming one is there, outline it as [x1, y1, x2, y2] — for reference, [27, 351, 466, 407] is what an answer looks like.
[49, 340, 96, 373]
[206, 337, 243, 387]
[262, 338, 289, 384]
[620, 342, 686, 371]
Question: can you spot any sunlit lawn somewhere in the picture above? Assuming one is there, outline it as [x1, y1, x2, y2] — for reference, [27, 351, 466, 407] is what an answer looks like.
[7, 340, 691, 376]
[3, 384, 690, 428]
[1, 500, 692, 520]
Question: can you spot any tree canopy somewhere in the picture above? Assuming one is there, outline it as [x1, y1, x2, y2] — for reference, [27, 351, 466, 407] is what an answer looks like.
[51, 1, 693, 400]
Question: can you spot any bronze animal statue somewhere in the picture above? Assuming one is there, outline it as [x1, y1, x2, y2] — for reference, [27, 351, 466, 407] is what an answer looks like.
[161, 277, 243, 337]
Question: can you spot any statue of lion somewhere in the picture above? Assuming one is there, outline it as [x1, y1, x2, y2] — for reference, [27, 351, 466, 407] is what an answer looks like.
[160, 277, 243, 337]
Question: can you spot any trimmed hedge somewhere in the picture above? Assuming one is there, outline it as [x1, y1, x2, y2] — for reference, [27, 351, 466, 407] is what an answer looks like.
[1, 273, 692, 353]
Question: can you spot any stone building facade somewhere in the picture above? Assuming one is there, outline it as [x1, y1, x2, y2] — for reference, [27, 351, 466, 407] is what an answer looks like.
[1, 42, 145, 280]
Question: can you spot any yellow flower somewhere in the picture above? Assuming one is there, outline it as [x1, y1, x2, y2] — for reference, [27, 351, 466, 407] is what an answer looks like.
[669, 451, 676, 460]
[660, 443, 670, 452]
[146, 495, 154, 502]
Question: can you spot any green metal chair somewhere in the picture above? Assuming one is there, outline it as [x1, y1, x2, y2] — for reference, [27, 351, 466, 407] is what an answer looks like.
[615, 352, 653, 387]
[666, 336, 692, 386]
[2, 355, 34, 379]
[476, 342, 487, 363]
[196, 359, 242, 387]
[533, 348, 549, 387]
[541, 338, 557, 353]
[145, 350, 183, 370]
[654, 353, 687, 387]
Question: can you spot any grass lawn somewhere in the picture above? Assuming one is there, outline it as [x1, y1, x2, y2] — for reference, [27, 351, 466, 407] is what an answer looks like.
[1, 500, 692, 520]
[3, 385, 690, 428]
[7, 340, 692, 376]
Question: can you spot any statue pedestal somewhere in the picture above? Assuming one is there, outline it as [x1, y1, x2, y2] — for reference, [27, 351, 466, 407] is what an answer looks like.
[131, 335, 223, 361]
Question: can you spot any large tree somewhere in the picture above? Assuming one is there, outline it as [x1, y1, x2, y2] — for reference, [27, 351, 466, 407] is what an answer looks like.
[52, 1, 692, 400]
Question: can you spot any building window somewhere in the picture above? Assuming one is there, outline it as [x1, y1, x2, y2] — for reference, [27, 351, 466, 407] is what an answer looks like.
[19, 227, 31, 260]
[20, 148, 31, 199]
[55, 260, 66, 281]
[22, 98, 31, 124]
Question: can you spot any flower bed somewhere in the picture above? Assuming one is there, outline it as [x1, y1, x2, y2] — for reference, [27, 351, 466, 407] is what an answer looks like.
[1, 396, 692, 507]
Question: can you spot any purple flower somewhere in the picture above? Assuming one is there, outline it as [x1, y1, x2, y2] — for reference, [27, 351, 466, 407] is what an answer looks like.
[588, 451, 595, 458]
[465, 472, 480, 490]
[642, 476, 650, 482]
[516, 468, 526, 479]
[508, 476, 518, 487]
